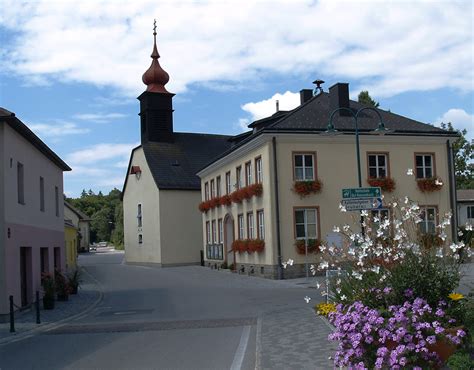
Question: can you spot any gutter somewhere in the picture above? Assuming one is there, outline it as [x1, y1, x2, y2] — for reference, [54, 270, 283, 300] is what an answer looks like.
[446, 140, 458, 241]
[272, 137, 283, 279]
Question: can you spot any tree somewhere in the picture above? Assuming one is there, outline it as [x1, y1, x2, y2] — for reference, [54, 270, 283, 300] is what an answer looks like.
[440, 122, 473, 189]
[358, 91, 379, 108]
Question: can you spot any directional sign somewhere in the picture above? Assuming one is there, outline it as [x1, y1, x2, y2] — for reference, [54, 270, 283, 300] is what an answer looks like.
[342, 187, 381, 199]
[341, 197, 383, 211]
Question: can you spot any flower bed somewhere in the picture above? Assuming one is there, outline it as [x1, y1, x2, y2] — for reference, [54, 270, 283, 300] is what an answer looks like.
[292, 180, 322, 197]
[417, 177, 443, 192]
[367, 177, 396, 192]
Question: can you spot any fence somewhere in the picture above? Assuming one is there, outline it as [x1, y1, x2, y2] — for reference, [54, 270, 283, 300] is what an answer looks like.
[8, 291, 41, 333]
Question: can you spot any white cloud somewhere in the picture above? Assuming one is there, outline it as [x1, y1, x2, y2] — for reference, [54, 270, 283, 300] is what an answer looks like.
[435, 109, 474, 141]
[28, 121, 90, 137]
[72, 112, 127, 123]
[237, 118, 250, 131]
[114, 160, 130, 168]
[242, 91, 300, 121]
[66, 142, 139, 165]
[96, 176, 127, 187]
[0, 0, 472, 98]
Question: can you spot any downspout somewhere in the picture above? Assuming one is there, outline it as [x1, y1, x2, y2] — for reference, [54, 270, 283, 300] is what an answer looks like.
[272, 136, 283, 279]
[446, 140, 458, 242]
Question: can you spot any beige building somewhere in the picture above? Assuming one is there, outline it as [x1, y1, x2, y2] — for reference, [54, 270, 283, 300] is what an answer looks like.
[0, 107, 70, 320]
[197, 83, 459, 278]
[64, 201, 91, 253]
[122, 30, 231, 266]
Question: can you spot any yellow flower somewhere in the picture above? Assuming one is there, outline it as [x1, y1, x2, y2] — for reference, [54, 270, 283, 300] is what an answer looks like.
[315, 302, 337, 316]
[448, 293, 464, 301]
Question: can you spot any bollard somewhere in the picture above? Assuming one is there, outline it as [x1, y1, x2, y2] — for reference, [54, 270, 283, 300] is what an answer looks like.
[9, 295, 15, 333]
[36, 291, 41, 324]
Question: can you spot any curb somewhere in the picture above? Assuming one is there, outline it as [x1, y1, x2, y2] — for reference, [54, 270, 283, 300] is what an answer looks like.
[254, 313, 263, 370]
[0, 266, 104, 346]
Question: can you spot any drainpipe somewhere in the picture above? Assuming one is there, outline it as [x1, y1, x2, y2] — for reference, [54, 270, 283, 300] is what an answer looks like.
[446, 140, 458, 242]
[272, 137, 284, 279]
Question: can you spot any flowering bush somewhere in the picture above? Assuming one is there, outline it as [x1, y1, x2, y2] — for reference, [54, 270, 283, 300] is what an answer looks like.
[328, 298, 467, 369]
[367, 177, 396, 192]
[417, 177, 443, 192]
[198, 200, 212, 213]
[232, 239, 264, 253]
[292, 180, 322, 197]
[232, 239, 248, 253]
[315, 302, 336, 317]
[219, 194, 232, 206]
[288, 192, 474, 368]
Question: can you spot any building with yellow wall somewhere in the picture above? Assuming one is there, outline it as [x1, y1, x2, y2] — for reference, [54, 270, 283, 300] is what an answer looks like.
[64, 220, 77, 269]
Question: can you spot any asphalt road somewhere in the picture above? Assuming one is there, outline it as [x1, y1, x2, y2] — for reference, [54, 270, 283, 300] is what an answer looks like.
[0, 249, 311, 370]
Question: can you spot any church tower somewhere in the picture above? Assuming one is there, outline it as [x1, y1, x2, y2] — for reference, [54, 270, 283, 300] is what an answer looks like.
[138, 21, 175, 143]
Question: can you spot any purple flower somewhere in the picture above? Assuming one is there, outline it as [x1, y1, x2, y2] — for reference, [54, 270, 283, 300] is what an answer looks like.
[399, 357, 407, 366]
[435, 308, 445, 317]
[457, 329, 466, 338]
[404, 288, 413, 298]
[426, 335, 436, 344]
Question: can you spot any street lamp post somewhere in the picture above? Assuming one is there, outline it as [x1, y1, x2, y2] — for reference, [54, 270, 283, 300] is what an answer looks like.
[325, 107, 391, 233]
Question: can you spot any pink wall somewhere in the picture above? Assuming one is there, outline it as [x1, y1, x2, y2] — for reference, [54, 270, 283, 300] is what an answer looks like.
[0, 222, 64, 315]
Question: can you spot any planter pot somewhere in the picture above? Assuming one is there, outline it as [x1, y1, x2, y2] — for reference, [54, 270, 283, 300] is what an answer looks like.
[57, 294, 69, 301]
[427, 327, 462, 364]
[43, 297, 55, 310]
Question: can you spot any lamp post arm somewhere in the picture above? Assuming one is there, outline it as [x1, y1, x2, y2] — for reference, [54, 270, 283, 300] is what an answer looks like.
[355, 106, 384, 122]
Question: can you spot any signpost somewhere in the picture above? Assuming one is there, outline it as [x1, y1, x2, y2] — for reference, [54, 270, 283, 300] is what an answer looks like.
[341, 187, 382, 211]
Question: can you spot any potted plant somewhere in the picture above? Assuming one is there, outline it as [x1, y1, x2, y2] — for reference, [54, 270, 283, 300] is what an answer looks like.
[248, 239, 265, 253]
[67, 268, 82, 295]
[55, 270, 70, 301]
[41, 272, 55, 310]
[295, 239, 320, 254]
[198, 200, 211, 213]
[219, 194, 232, 206]
[292, 180, 322, 197]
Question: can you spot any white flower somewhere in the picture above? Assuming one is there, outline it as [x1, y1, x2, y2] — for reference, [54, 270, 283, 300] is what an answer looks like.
[361, 210, 369, 217]
[466, 224, 473, 231]
[435, 179, 443, 186]
[436, 248, 444, 258]
[406, 168, 414, 176]
[339, 204, 347, 212]
[304, 296, 311, 303]
[340, 294, 347, 301]
[392, 202, 398, 208]
[458, 230, 464, 237]
[316, 282, 321, 289]
[332, 226, 340, 233]
[404, 196, 409, 204]
[287, 259, 294, 266]
[319, 261, 329, 270]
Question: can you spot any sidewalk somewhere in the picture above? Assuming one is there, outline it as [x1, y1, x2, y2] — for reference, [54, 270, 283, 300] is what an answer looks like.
[0, 266, 101, 345]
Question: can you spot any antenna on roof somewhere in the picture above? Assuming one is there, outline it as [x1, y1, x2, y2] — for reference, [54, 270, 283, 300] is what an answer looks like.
[313, 79, 325, 96]
[276, 100, 279, 112]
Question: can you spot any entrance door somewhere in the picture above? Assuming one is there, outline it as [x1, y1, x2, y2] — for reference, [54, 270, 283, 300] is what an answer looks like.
[20, 247, 31, 307]
[224, 215, 235, 269]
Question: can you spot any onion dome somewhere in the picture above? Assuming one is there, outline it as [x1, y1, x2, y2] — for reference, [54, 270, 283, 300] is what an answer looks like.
[142, 21, 170, 93]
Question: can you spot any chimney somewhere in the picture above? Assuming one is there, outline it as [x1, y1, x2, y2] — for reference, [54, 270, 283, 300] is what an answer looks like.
[300, 89, 313, 105]
[329, 83, 351, 116]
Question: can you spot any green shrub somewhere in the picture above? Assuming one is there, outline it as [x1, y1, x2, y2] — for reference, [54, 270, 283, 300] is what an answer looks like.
[447, 351, 474, 370]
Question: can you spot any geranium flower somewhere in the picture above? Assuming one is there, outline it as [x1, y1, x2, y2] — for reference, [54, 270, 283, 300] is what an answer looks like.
[448, 293, 464, 301]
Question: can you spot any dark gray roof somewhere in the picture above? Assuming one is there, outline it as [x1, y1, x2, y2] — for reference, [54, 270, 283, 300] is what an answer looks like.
[143, 133, 232, 190]
[268, 92, 458, 135]
[457, 189, 474, 202]
[0, 107, 71, 171]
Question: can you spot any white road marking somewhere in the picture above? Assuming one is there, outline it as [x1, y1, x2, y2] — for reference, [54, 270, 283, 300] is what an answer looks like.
[230, 325, 251, 370]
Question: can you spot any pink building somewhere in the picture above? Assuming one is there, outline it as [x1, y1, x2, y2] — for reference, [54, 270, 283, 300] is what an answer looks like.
[0, 108, 71, 321]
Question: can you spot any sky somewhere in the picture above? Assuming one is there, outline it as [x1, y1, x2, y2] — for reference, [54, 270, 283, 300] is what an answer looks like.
[0, 0, 472, 198]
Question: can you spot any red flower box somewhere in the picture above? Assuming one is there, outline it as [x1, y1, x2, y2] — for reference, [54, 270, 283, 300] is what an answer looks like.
[198, 200, 212, 213]
[367, 177, 396, 192]
[248, 239, 265, 253]
[219, 194, 232, 206]
[295, 239, 320, 254]
[209, 198, 220, 208]
[231, 189, 245, 203]
[248, 183, 263, 197]
[232, 239, 249, 253]
[417, 177, 443, 192]
[292, 180, 322, 197]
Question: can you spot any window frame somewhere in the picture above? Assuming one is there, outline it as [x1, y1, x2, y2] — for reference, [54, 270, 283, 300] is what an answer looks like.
[247, 212, 255, 239]
[237, 214, 244, 240]
[367, 152, 390, 179]
[225, 171, 232, 195]
[218, 218, 223, 243]
[468, 206, 474, 220]
[137, 204, 142, 228]
[419, 205, 438, 235]
[255, 156, 263, 184]
[256, 209, 265, 240]
[236, 166, 242, 190]
[245, 161, 252, 186]
[293, 206, 320, 242]
[204, 182, 210, 201]
[216, 176, 221, 197]
[211, 220, 217, 244]
[292, 152, 316, 181]
[206, 221, 211, 244]
[17, 162, 25, 205]
[414, 153, 436, 179]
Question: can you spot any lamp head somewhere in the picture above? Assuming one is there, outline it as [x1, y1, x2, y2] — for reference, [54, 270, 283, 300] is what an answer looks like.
[322, 121, 342, 136]
[372, 121, 392, 135]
